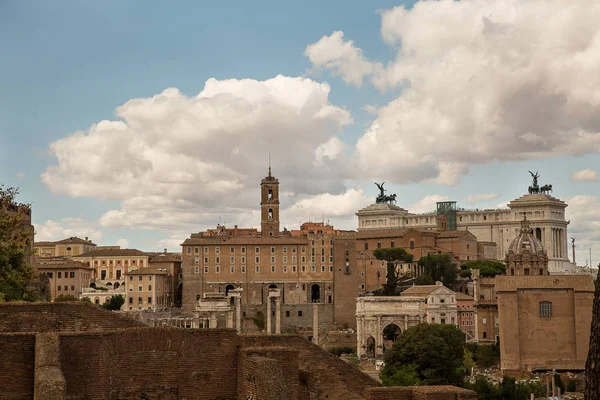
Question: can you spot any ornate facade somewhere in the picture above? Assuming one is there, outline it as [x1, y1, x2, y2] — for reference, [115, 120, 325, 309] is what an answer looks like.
[356, 183, 572, 273]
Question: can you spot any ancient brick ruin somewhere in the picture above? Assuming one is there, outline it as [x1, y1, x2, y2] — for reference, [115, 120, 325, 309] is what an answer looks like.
[0, 302, 476, 400]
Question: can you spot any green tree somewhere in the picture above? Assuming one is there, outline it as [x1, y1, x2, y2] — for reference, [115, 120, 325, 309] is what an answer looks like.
[373, 247, 414, 295]
[101, 295, 125, 310]
[417, 254, 457, 287]
[381, 364, 422, 387]
[381, 323, 466, 386]
[55, 294, 78, 301]
[460, 260, 506, 278]
[0, 185, 36, 301]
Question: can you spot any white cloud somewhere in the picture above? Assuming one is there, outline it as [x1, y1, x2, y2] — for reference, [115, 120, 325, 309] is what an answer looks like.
[116, 238, 129, 248]
[34, 218, 103, 243]
[283, 188, 373, 230]
[409, 194, 448, 214]
[304, 31, 378, 87]
[565, 195, 600, 266]
[571, 169, 598, 181]
[465, 193, 500, 205]
[42, 76, 354, 232]
[362, 105, 378, 115]
[307, 1, 600, 185]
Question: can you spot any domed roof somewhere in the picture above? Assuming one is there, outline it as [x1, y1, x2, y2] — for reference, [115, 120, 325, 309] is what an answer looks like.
[508, 217, 546, 255]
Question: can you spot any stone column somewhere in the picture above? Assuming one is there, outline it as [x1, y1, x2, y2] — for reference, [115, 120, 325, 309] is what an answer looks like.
[226, 310, 234, 329]
[356, 316, 363, 358]
[235, 296, 242, 333]
[266, 297, 272, 335]
[209, 312, 217, 329]
[275, 297, 281, 334]
[404, 315, 408, 331]
[376, 315, 382, 356]
[312, 303, 319, 344]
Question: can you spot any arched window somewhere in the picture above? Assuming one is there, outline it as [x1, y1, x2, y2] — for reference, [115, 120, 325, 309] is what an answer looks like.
[268, 188, 273, 200]
[225, 284, 234, 295]
[268, 209, 273, 219]
[409, 240, 415, 250]
[196, 294, 201, 301]
[535, 227, 542, 241]
[539, 301, 552, 317]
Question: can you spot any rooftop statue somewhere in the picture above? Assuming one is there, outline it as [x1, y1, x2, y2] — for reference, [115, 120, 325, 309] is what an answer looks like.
[527, 170, 554, 195]
[374, 182, 397, 204]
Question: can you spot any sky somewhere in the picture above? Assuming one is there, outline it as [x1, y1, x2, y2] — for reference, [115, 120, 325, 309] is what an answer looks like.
[1, 0, 599, 265]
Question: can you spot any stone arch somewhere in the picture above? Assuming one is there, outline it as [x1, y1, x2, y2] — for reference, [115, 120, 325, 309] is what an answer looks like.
[268, 284, 278, 289]
[113, 282, 120, 289]
[311, 284, 320, 303]
[366, 336, 376, 358]
[225, 284, 234, 295]
[104, 297, 111, 303]
[94, 297, 100, 305]
[106, 282, 112, 287]
[382, 323, 402, 342]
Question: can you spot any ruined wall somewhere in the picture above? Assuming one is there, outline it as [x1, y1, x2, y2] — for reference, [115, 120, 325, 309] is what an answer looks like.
[241, 334, 378, 400]
[334, 237, 359, 329]
[59, 328, 239, 400]
[366, 386, 477, 400]
[0, 302, 142, 333]
[238, 347, 299, 400]
[243, 302, 334, 332]
[0, 333, 35, 400]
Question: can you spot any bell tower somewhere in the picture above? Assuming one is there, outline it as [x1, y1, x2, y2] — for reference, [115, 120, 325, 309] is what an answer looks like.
[260, 163, 280, 237]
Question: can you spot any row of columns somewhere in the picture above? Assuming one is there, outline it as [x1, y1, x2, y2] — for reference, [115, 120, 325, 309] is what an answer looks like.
[551, 227, 565, 258]
[266, 288, 281, 334]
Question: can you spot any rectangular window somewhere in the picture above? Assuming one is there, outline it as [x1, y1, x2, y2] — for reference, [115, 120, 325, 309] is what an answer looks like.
[271, 256, 275, 263]
[255, 247, 260, 253]
[482, 317, 487, 325]
[195, 247, 199, 253]
[216, 257, 220, 264]
[138, 297, 142, 303]
[204, 266, 209, 273]
[271, 266, 275, 272]
[298, 311, 303, 317]
[194, 266, 199, 274]
[321, 265, 325, 272]
[255, 256, 260, 263]
[194, 256, 199, 264]
[241, 266, 246, 273]
[292, 265, 297, 272]
[329, 265, 333, 271]
[364, 242, 368, 250]
[311, 265, 316, 272]
[129, 276, 133, 281]
[148, 276, 152, 281]
[301, 265, 306, 272]
[241, 256, 246, 263]
[148, 285, 152, 291]
[271, 247, 276, 254]
[391, 241, 395, 248]
[138, 286, 143, 291]
[301, 247, 306, 253]
[292, 247, 296, 253]
[187, 247, 191, 254]
[539, 301, 553, 317]
[57, 286, 61, 291]
[230, 266, 235, 273]
[204, 247, 209, 253]
[286, 311, 290, 317]
[283, 266, 287, 273]
[230, 247, 235, 253]
[215, 266, 220, 273]
[241, 247, 246, 253]
[69, 271, 75, 278]
[47, 272, 53, 279]
[283, 247, 287, 253]
[256, 266, 260, 273]
[215, 247, 220, 254]
[58, 272, 62, 279]
[301, 256, 306, 263]
[292, 256, 296, 263]
[204, 257, 208, 264]
[148, 297, 152, 304]
[129, 297, 133, 304]
[230, 256, 235, 264]
[283, 256, 287, 263]
[138, 276, 143, 281]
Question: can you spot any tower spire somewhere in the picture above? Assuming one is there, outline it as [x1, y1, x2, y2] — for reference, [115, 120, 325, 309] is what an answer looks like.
[268, 153, 271, 177]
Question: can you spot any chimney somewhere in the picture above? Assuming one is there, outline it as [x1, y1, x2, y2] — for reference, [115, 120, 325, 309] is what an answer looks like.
[163, 248, 167, 254]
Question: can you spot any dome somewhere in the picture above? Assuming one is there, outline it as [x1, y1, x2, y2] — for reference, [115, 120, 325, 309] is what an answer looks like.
[508, 217, 546, 255]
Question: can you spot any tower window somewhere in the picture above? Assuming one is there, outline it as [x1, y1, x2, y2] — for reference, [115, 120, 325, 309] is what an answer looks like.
[268, 188, 273, 200]
[268, 208, 273, 219]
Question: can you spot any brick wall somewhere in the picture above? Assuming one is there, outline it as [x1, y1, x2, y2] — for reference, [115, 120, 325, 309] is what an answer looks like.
[0, 302, 143, 332]
[59, 328, 239, 400]
[238, 347, 299, 400]
[0, 333, 35, 400]
[366, 386, 477, 400]
[241, 334, 379, 400]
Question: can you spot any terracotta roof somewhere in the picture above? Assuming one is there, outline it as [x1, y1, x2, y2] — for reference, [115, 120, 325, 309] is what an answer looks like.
[495, 275, 595, 292]
[401, 285, 438, 296]
[435, 230, 474, 239]
[455, 292, 474, 301]
[353, 228, 439, 240]
[35, 257, 92, 269]
[34, 241, 55, 247]
[182, 236, 309, 246]
[72, 248, 149, 258]
[149, 253, 182, 263]
[55, 236, 96, 245]
[125, 266, 169, 276]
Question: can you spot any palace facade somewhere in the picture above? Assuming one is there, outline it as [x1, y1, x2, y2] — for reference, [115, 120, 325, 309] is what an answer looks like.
[356, 184, 572, 273]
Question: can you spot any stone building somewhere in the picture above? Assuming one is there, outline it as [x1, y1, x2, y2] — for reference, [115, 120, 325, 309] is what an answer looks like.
[356, 282, 458, 358]
[505, 217, 549, 276]
[71, 247, 150, 289]
[456, 292, 476, 341]
[496, 275, 594, 372]
[148, 250, 183, 307]
[472, 269, 499, 344]
[181, 168, 336, 331]
[34, 236, 96, 259]
[356, 179, 572, 273]
[36, 257, 93, 300]
[125, 266, 172, 311]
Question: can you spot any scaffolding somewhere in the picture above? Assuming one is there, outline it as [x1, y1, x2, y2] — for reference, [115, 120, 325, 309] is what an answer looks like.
[436, 201, 457, 231]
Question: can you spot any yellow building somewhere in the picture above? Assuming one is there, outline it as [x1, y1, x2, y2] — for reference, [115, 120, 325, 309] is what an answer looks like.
[125, 267, 172, 310]
[71, 247, 150, 290]
[34, 236, 96, 258]
[36, 257, 93, 300]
